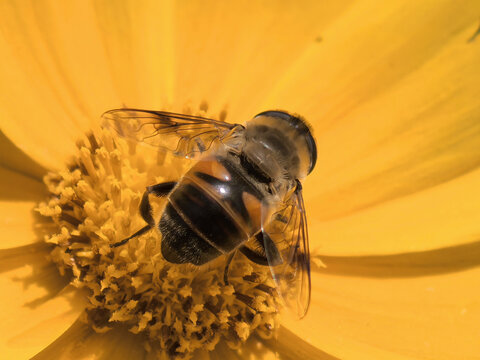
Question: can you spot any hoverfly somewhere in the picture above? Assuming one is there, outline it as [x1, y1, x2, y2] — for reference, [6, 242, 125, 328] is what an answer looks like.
[103, 109, 316, 318]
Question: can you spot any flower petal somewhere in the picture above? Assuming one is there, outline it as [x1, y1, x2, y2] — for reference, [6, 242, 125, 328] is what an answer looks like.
[304, 18, 480, 221]
[31, 318, 148, 360]
[209, 339, 276, 360]
[0, 201, 44, 249]
[93, 0, 176, 109]
[171, 0, 354, 119]
[284, 268, 480, 360]
[260, 326, 338, 360]
[0, 243, 86, 359]
[0, 1, 119, 169]
[309, 168, 480, 255]
[264, 1, 480, 119]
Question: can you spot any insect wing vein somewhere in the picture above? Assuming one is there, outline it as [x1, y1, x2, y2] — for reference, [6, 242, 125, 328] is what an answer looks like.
[261, 184, 311, 318]
[102, 109, 239, 158]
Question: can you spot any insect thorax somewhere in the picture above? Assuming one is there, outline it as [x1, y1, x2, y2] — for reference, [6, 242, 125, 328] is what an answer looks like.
[243, 111, 316, 181]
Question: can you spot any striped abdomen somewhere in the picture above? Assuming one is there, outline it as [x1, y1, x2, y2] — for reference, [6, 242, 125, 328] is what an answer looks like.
[159, 156, 264, 266]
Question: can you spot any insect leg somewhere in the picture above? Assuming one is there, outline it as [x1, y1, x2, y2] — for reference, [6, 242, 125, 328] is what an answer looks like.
[260, 231, 283, 266]
[110, 225, 151, 248]
[111, 181, 176, 248]
[239, 246, 269, 265]
[223, 251, 236, 285]
[239, 232, 283, 266]
[140, 181, 177, 226]
[147, 181, 177, 196]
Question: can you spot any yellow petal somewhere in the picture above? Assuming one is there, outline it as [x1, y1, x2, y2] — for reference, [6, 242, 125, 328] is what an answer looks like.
[284, 268, 480, 360]
[172, 0, 353, 119]
[0, 200, 44, 249]
[93, 0, 176, 109]
[0, 243, 86, 359]
[209, 335, 279, 360]
[31, 319, 147, 360]
[260, 326, 337, 360]
[304, 18, 480, 221]
[0, 1, 119, 169]
[264, 1, 480, 118]
[310, 168, 480, 255]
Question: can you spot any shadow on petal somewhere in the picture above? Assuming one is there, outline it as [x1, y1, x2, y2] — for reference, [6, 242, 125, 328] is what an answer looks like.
[0, 242, 50, 273]
[0, 242, 71, 307]
[31, 316, 149, 360]
[315, 239, 480, 278]
[0, 129, 47, 181]
[0, 166, 47, 201]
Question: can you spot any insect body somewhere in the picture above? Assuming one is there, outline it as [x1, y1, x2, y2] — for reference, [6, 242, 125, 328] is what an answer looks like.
[104, 109, 316, 318]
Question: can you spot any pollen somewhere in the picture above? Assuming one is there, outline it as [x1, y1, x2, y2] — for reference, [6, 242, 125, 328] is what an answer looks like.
[36, 109, 279, 359]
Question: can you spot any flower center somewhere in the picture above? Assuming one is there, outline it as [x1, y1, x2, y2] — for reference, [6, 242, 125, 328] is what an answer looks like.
[37, 108, 279, 358]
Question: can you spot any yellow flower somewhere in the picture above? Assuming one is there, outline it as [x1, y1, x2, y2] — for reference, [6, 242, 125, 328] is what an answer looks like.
[1, 0, 480, 359]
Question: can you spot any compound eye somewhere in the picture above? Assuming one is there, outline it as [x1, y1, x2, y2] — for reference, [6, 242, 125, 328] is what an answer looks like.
[254, 110, 292, 121]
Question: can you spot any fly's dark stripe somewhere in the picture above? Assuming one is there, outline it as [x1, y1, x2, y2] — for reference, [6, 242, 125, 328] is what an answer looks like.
[160, 203, 221, 265]
[169, 182, 246, 253]
[193, 171, 252, 227]
[167, 198, 218, 251]
[184, 169, 251, 236]
[192, 156, 265, 235]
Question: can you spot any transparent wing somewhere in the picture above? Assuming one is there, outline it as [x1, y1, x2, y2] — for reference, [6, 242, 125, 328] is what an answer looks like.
[261, 181, 311, 318]
[102, 109, 244, 158]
